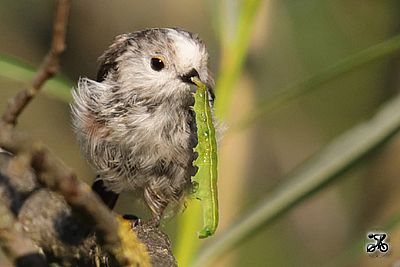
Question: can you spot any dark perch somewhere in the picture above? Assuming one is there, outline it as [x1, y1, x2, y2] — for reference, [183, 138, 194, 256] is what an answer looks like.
[0, 152, 176, 267]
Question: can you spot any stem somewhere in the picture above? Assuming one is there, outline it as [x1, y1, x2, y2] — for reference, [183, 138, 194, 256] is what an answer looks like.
[215, 0, 262, 120]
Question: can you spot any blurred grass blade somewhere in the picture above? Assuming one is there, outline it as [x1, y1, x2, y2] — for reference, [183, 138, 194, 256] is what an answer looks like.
[0, 54, 72, 102]
[238, 33, 400, 129]
[214, 0, 262, 120]
[192, 93, 400, 267]
[174, 201, 203, 267]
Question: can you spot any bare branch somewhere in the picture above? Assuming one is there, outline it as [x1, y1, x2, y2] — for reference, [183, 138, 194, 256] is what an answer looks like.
[0, 0, 152, 265]
[0, 151, 177, 267]
[0, 130, 147, 266]
[0, 1, 177, 266]
[1, 0, 70, 126]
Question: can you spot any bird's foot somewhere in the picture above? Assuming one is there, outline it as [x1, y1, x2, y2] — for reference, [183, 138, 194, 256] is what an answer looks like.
[122, 214, 141, 227]
[145, 215, 161, 228]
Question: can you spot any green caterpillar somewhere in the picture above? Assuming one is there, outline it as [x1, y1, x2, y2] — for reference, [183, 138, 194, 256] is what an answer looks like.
[191, 77, 219, 238]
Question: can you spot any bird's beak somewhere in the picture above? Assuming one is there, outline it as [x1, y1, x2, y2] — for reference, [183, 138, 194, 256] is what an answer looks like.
[180, 68, 200, 85]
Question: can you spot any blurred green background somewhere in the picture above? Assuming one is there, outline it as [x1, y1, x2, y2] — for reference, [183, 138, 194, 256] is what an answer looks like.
[1, 0, 400, 266]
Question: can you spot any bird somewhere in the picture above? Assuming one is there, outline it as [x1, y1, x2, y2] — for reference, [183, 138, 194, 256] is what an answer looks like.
[71, 28, 215, 225]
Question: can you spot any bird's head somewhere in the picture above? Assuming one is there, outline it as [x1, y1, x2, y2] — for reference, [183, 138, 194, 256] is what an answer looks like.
[97, 28, 214, 105]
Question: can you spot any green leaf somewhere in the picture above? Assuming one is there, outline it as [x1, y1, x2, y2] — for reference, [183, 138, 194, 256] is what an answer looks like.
[214, 0, 262, 120]
[190, 77, 219, 239]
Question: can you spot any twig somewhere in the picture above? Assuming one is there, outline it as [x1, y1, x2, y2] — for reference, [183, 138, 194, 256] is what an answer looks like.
[0, 0, 174, 265]
[0, 1, 71, 264]
[1, 0, 70, 126]
[0, 0, 145, 265]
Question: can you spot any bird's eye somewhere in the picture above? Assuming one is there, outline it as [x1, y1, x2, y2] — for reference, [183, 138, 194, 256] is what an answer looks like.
[150, 57, 165, 71]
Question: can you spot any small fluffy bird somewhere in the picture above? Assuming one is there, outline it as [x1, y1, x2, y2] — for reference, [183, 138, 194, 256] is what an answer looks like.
[71, 28, 215, 224]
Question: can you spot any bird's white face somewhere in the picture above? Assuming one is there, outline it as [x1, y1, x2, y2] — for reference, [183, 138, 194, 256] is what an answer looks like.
[167, 30, 205, 76]
[115, 28, 212, 102]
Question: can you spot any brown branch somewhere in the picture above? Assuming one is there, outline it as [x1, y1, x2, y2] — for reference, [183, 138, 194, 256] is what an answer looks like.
[0, 1, 177, 266]
[0, 0, 148, 265]
[1, 0, 70, 126]
[0, 130, 145, 266]
[0, 149, 176, 267]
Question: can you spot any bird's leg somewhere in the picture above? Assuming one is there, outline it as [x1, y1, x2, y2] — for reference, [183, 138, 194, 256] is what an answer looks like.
[148, 214, 162, 228]
[122, 214, 141, 227]
[144, 184, 168, 228]
[92, 178, 119, 209]
[93, 179, 142, 226]
[148, 204, 167, 227]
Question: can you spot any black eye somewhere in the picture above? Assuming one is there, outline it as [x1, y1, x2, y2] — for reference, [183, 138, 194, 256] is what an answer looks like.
[150, 57, 165, 71]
